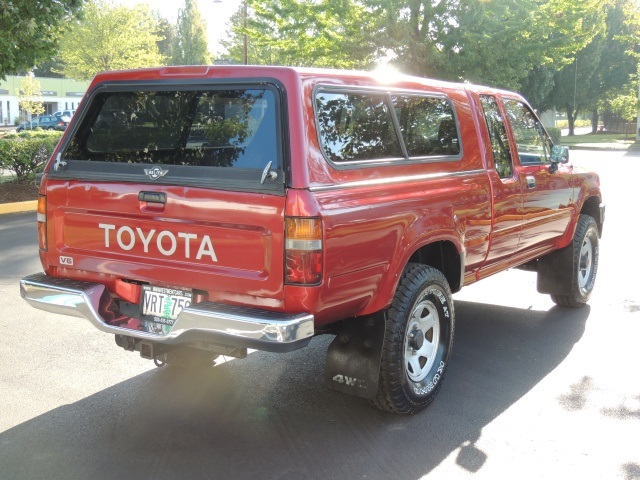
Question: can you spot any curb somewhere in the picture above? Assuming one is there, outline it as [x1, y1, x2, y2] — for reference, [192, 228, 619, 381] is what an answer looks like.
[569, 146, 636, 152]
[0, 200, 37, 215]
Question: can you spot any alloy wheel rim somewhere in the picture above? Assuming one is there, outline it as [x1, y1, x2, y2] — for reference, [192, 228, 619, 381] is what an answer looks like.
[578, 236, 594, 294]
[404, 299, 440, 383]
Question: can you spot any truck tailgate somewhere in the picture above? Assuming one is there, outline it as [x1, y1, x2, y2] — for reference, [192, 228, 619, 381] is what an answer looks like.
[46, 180, 286, 300]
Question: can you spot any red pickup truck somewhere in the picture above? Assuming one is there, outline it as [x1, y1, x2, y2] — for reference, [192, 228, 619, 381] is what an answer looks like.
[20, 66, 604, 414]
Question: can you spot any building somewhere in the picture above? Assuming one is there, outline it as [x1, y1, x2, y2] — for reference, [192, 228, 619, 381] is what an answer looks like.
[0, 75, 90, 125]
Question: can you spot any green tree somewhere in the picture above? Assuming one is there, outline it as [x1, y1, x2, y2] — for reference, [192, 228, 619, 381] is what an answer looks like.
[58, 0, 164, 80]
[371, 0, 606, 89]
[17, 74, 44, 121]
[546, 45, 604, 136]
[222, 0, 377, 69]
[602, 84, 638, 125]
[222, 0, 608, 88]
[172, 0, 210, 65]
[32, 59, 66, 79]
[530, 0, 639, 135]
[363, 0, 457, 78]
[589, 0, 640, 132]
[0, 0, 84, 79]
[155, 14, 176, 64]
[519, 65, 557, 112]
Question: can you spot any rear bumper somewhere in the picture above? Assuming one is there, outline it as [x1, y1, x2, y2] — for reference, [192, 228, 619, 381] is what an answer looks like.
[20, 273, 314, 353]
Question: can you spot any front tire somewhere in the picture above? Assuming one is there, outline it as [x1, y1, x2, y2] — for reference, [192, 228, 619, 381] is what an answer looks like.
[372, 264, 454, 414]
[551, 215, 599, 308]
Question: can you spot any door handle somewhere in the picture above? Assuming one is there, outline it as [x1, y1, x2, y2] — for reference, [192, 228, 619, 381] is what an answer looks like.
[138, 191, 166, 213]
[138, 191, 167, 204]
[526, 176, 536, 189]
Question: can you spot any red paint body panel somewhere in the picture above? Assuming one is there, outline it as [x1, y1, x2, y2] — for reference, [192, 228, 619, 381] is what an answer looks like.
[36, 66, 602, 330]
[43, 179, 288, 307]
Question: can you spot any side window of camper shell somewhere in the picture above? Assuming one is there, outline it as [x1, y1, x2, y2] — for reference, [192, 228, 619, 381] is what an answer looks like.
[315, 88, 460, 164]
[391, 95, 460, 157]
[314, 91, 403, 163]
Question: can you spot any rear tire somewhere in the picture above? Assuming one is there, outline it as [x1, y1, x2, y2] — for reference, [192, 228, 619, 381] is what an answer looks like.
[372, 264, 454, 414]
[551, 215, 599, 308]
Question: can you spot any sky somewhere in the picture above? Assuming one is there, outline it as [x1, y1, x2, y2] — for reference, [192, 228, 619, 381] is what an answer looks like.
[115, 0, 241, 56]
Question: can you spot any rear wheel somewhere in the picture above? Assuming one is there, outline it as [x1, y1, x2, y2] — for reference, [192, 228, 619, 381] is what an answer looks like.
[372, 264, 454, 414]
[551, 215, 599, 308]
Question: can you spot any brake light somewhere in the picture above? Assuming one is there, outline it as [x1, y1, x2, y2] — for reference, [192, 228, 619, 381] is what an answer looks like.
[37, 195, 47, 251]
[285, 217, 323, 285]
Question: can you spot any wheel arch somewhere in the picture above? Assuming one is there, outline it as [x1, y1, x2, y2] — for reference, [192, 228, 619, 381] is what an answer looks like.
[556, 194, 603, 250]
[406, 239, 463, 294]
[359, 230, 464, 317]
[580, 196, 603, 238]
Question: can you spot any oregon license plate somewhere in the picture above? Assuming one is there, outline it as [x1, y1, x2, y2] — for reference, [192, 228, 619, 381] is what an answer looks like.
[141, 285, 192, 325]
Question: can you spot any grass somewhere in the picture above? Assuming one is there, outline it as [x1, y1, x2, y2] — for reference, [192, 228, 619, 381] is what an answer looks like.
[1, 173, 15, 184]
[559, 132, 637, 146]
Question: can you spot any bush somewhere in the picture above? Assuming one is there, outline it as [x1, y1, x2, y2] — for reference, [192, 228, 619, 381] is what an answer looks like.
[0, 130, 63, 183]
[554, 119, 591, 129]
[547, 127, 561, 145]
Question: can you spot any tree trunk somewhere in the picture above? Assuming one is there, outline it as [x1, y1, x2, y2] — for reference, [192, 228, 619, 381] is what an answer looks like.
[566, 106, 575, 136]
[591, 109, 599, 134]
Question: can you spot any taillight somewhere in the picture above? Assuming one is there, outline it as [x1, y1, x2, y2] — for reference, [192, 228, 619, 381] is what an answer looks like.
[285, 217, 323, 285]
[37, 195, 47, 251]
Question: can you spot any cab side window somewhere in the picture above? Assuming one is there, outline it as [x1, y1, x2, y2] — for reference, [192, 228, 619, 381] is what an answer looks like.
[480, 95, 512, 179]
[503, 99, 552, 165]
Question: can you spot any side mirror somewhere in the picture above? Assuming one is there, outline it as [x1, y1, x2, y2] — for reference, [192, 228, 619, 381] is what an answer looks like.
[550, 145, 569, 164]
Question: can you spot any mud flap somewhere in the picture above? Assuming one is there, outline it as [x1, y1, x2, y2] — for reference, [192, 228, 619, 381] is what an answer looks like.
[324, 312, 385, 400]
[536, 245, 573, 295]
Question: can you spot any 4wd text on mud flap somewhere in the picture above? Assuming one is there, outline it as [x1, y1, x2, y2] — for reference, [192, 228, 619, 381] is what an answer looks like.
[333, 374, 367, 389]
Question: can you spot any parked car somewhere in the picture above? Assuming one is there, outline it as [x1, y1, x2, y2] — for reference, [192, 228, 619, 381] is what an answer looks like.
[16, 115, 68, 132]
[53, 110, 76, 122]
[15, 120, 30, 132]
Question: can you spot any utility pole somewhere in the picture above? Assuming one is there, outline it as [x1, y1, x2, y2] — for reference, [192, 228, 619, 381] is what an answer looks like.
[243, 0, 248, 65]
[636, 64, 640, 142]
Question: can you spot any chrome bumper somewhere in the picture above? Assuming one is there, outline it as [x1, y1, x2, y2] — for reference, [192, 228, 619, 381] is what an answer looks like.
[20, 273, 314, 352]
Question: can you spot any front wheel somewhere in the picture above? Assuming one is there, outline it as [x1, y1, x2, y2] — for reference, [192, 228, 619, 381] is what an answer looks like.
[372, 264, 454, 414]
[551, 215, 599, 308]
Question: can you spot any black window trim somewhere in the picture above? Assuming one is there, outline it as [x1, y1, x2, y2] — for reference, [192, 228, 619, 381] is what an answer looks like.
[51, 77, 289, 195]
[479, 93, 515, 180]
[313, 84, 463, 170]
[502, 96, 554, 166]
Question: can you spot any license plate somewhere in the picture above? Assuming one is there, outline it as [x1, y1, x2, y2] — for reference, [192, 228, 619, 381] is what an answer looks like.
[141, 285, 192, 325]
